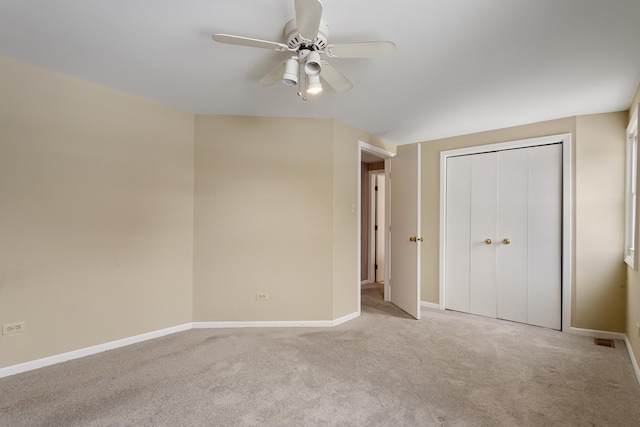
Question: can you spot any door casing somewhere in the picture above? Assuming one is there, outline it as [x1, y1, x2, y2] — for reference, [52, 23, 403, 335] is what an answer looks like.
[439, 133, 572, 332]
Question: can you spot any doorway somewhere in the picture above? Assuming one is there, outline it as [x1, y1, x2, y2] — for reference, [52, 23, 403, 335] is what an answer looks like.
[358, 140, 422, 320]
[359, 141, 393, 308]
[360, 155, 387, 291]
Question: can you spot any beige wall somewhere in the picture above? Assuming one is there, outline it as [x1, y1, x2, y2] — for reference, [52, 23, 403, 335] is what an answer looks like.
[418, 113, 628, 332]
[192, 117, 388, 322]
[627, 82, 640, 374]
[574, 112, 627, 331]
[10, 48, 631, 372]
[0, 57, 195, 369]
[193, 115, 335, 321]
[0, 55, 390, 369]
[332, 121, 392, 319]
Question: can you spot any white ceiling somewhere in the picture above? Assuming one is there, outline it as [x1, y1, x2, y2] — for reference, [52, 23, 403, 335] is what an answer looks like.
[1, 1, 639, 145]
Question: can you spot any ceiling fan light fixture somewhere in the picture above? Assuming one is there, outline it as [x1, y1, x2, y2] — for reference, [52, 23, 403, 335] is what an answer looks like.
[212, 0, 397, 98]
[304, 50, 322, 76]
[282, 58, 299, 85]
[307, 74, 323, 94]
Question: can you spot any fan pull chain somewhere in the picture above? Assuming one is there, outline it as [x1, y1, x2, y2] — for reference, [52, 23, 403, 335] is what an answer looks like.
[297, 59, 303, 98]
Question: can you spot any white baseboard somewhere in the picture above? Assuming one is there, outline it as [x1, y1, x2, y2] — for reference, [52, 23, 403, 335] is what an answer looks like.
[624, 335, 640, 385]
[0, 323, 192, 379]
[333, 311, 360, 326]
[420, 301, 441, 310]
[568, 327, 626, 340]
[193, 312, 360, 329]
[0, 312, 364, 379]
[360, 280, 372, 286]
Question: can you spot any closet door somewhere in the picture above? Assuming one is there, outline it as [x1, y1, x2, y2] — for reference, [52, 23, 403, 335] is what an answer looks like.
[445, 152, 498, 317]
[444, 155, 472, 313]
[444, 144, 562, 330]
[496, 149, 529, 324]
[527, 144, 562, 329]
[469, 153, 497, 318]
[496, 144, 562, 329]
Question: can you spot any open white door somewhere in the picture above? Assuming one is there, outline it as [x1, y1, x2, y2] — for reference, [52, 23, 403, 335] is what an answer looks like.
[390, 144, 421, 319]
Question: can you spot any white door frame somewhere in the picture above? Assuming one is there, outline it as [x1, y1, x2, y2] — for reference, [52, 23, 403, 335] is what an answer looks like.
[439, 133, 572, 332]
[358, 141, 395, 311]
[369, 170, 385, 285]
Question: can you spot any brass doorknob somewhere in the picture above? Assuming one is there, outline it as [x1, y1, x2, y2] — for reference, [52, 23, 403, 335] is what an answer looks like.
[484, 238, 492, 245]
[409, 236, 416, 242]
[503, 238, 511, 245]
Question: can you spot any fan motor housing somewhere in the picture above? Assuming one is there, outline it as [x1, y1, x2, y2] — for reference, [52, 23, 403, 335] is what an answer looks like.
[284, 19, 329, 51]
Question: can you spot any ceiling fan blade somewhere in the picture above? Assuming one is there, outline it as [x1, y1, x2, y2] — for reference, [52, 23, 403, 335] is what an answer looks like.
[294, 0, 323, 40]
[259, 62, 287, 86]
[213, 34, 290, 51]
[328, 41, 397, 59]
[320, 62, 353, 93]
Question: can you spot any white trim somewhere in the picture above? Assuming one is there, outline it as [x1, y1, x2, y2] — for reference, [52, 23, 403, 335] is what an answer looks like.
[439, 134, 569, 158]
[360, 280, 371, 286]
[624, 335, 640, 385]
[359, 141, 396, 160]
[0, 323, 192, 379]
[193, 312, 360, 329]
[415, 144, 422, 319]
[439, 133, 573, 331]
[0, 311, 364, 378]
[628, 105, 639, 139]
[568, 327, 626, 340]
[420, 301, 441, 310]
[624, 105, 639, 269]
[193, 321, 334, 328]
[384, 158, 391, 302]
[358, 146, 362, 315]
[333, 311, 361, 326]
[561, 134, 572, 332]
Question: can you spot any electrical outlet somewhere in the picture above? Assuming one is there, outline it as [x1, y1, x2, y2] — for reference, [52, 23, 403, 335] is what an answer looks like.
[2, 321, 26, 335]
[256, 293, 269, 301]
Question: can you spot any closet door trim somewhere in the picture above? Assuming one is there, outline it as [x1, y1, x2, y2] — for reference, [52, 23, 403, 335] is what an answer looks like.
[439, 133, 572, 332]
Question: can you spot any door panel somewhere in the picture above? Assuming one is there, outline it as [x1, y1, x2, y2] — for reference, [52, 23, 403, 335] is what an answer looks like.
[390, 144, 421, 319]
[375, 176, 385, 282]
[496, 149, 529, 324]
[469, 153, 498, 318]
[444, 155, 472, 313]
[527, 144, 562, 329]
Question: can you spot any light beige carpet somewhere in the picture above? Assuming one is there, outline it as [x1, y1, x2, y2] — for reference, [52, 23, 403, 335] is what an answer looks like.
[1, 283, 639, 426]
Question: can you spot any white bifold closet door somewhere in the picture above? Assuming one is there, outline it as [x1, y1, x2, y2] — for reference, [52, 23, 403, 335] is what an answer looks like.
[445, 144, 561, 330]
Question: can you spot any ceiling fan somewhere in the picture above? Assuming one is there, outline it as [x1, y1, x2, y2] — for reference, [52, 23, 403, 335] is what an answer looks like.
[212, 0, 397, 100]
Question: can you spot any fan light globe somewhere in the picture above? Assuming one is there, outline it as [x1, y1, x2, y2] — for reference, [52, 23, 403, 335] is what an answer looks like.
[307, 74, 323, 94]
[282, 58, 299, 86]
[304, 51, 322, 76]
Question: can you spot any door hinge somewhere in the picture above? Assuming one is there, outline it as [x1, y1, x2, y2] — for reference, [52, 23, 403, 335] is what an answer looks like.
[375, 186, 378, 191]
[375, 264, 378, 270]
[375, 225, 378, 231]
